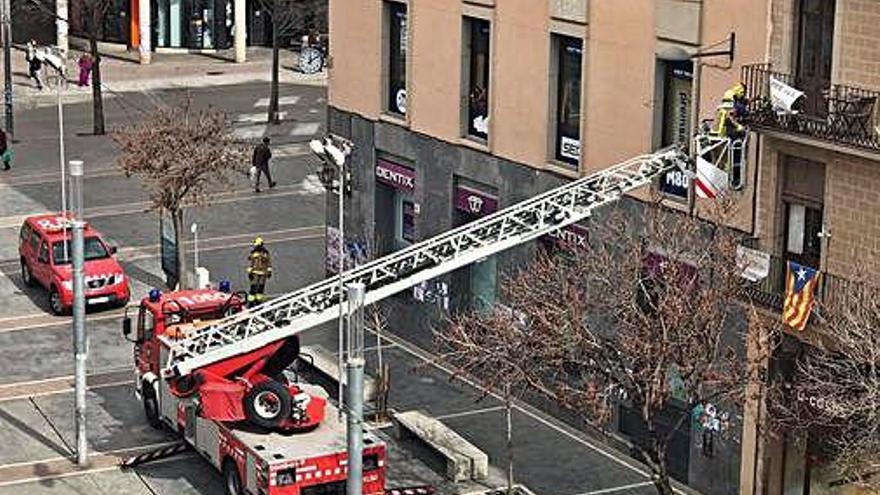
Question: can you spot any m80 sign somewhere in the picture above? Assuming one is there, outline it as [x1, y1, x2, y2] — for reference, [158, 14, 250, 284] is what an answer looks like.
[659, 168, 689, 200]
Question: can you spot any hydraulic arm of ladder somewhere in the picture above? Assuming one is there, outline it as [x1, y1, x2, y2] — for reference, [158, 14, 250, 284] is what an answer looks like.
[161, 148, 690, 379]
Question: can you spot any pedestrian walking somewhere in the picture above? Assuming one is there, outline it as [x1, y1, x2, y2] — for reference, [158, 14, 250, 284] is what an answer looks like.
[0, 128, 10, 171]
[246, 237, 272, 307]
[251, 136, 276, 193]
[77, 53, 93, 87]
[26, 40, 44, 91]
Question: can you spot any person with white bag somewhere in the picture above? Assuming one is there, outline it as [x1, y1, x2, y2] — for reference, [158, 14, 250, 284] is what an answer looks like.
[251, 136, 275, 193]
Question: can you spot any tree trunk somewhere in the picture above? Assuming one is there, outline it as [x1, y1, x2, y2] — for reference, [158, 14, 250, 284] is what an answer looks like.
[268, 13, 281, 125]
[505, 390, 515, 495]
[650, 442, 675, 495]
[89, 32, 105, 135]
[172, 208, 189, 289]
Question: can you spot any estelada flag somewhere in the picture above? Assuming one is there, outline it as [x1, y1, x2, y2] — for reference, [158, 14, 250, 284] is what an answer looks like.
[783, 261, 821, 331]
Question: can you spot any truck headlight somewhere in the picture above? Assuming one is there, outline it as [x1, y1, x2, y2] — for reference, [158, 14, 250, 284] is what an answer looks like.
[61, 280, 73, 291]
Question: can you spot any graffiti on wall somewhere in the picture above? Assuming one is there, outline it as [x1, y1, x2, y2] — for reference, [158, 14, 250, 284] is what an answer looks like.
[692, 402, 738, 458]
[326, 226, 369, 274]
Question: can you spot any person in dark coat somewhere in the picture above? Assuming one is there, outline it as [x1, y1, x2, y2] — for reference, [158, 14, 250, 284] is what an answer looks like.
[0, 129, 9, 171]
[252, 136, 276, 193]
[26, 40, 44, 91]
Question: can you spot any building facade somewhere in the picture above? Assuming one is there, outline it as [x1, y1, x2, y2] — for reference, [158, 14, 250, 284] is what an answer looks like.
[327, 0, 880, 494]
[738, 1, 880, 494]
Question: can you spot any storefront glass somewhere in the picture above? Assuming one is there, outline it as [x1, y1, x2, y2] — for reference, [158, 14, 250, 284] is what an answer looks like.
[153, 0, 232, 49]
[69, 0, 130, 44]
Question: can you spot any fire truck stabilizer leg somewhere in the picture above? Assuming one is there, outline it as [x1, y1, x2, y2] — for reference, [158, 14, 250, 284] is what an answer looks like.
[261, 336, 301, 379]
[119, 441, 189, 469]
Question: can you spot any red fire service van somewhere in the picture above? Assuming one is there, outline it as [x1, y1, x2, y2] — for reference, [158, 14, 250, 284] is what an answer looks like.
[19, 213, 130, 315]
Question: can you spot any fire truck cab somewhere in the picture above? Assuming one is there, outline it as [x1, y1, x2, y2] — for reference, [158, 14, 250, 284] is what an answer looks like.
[124, 287, 387, 495]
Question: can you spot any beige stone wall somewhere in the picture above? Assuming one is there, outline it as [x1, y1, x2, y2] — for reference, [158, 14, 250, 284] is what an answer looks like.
[490, 0, 552, 167]
[328, 0, 382, 119]
[767, 0, 796, 72]
[753, 137, 880, 277]
[835, 0, 880, 89]
[408, 0, 463, 140]
[583, 0, 656, 170]
[824, 152, 880, 275]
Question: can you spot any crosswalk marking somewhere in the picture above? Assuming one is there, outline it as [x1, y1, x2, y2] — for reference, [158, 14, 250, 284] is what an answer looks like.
[253, 96, 301, 107]
[235, 112, 288, 123]
[290, 122, 321, 137]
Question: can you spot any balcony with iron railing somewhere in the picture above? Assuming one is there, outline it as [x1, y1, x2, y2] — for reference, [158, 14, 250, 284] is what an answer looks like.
[742, 249, 848, 321]
[741, 64, 880, 154]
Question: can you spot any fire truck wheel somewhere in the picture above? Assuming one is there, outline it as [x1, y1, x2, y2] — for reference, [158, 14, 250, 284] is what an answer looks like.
[223, 459, 243, 495]
[244, 380, 291, 429]
[143, 388, 161, 429]
[20, 259, 34, 287]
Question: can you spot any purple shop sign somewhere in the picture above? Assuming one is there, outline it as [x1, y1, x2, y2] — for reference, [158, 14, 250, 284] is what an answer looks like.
[376, 159, 415, 191]
[455, 185, 498, 217]
[545, 223, 589, 249]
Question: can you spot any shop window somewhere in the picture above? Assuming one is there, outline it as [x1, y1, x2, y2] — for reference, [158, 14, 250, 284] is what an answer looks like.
[385, 2, 407, 116]
[655, 59, 693, 201]
[463, 17, 491, 140]
[393, 196, 415, 249]
[552, 35, 583, 167]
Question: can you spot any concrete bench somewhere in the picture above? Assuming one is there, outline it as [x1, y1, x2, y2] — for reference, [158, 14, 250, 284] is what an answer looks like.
[296, 345, 377, 403]
[393, 410, 489, 483]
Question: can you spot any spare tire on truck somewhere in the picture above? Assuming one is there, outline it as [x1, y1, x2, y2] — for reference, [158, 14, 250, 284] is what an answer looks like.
[243, 380, 291, 429]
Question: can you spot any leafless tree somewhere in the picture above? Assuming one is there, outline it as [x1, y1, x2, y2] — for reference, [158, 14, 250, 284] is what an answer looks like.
[440, 197, 772, 495]
[258, 0, 326, 124]
[17, 0, 113, 134]
[436, 306, 548, 495]
[112, 99, 249, 288]
[767, 277, 880, 490]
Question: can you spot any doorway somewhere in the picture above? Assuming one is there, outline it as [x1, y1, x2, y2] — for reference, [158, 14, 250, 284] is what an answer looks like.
[247, 2, 272, 46]
[795, 0, 835, 116]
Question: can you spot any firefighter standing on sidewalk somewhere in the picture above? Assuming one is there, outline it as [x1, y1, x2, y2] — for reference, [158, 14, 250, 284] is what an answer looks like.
[246, 237, 272, 307]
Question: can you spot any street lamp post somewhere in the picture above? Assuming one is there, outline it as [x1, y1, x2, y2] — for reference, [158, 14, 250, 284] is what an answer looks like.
[191, 222, 199, 279]
[1, 0, 13, 137]
[69, 159, 87, 466]
[309, 137, 351, 420]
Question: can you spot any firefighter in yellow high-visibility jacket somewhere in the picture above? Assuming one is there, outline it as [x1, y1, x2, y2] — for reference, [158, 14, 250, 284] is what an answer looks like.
[715, 83, 748, 140]
[246, 237, 272, 307]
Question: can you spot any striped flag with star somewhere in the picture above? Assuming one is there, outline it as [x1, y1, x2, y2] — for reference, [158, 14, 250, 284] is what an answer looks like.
[783, 261, 821, 331]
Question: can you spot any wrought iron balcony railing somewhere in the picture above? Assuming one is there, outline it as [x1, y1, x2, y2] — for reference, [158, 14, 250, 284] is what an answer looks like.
[741, 249, 849, 322]
[741, 64, 880, 153]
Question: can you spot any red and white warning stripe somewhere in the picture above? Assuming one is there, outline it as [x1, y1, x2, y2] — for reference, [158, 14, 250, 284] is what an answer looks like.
[694, 157, 728, 199]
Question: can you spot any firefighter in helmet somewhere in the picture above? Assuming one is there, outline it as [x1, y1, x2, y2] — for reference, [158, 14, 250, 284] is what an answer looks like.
[246, 237, 272, 307]
[715, 82, 748, 140]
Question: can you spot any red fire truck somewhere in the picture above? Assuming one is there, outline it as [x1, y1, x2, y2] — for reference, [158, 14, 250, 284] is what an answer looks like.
[123, 287, 387, 495]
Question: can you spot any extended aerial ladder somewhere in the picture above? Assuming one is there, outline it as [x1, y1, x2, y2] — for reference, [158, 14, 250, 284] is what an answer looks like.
[161, 148, 691, 380]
